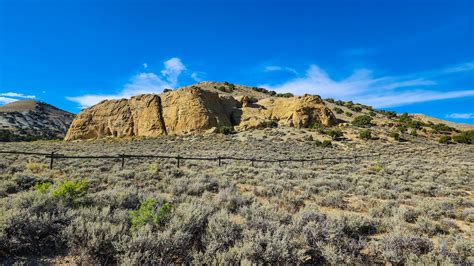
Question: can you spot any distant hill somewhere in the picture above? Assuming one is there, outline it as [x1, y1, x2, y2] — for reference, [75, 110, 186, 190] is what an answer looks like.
[0, 100, 75, 141]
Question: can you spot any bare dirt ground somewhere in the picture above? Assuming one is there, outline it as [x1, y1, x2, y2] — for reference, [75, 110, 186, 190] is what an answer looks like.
[0, 130, 473, 264]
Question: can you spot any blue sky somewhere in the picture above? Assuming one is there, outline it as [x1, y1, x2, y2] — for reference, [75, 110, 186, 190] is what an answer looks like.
[0, 0, 473, 123]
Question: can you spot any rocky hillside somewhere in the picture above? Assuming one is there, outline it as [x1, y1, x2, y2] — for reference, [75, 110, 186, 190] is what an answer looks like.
[0, 100, 75, 141]
[65, 81, 473, 144]
[65, 83, 336, 140]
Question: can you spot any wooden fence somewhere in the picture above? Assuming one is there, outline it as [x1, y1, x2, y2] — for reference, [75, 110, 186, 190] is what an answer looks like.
[0, 147, 433, 170]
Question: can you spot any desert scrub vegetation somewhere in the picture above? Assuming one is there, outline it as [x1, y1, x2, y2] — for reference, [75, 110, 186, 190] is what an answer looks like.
[359, 129, 372, 140]
[216, 126, 235, 135]
[352, 115, 373, 128]
[0, 135, 473, 264]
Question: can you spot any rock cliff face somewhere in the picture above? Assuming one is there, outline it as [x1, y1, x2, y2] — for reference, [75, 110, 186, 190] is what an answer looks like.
[65, 95, 166, 141]
[65, 85, 337, 140]
[235, 94, 335, 130]
[161, 87, 232, 135]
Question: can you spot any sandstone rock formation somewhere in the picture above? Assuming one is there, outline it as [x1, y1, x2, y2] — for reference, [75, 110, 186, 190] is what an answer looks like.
[65, 85, 337, 140]
[65, 95, 166, 141]
[160, 87, 232, 135]
[236, 94, 336, 130]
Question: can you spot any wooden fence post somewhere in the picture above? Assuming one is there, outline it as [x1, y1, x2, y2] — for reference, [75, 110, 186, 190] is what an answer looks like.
[218, 156, 222, 167]
[251, 158, 255, 167]
[177, 155, 181, 167]
[120, 154, 125, 169]
[49, 152, 55, 170]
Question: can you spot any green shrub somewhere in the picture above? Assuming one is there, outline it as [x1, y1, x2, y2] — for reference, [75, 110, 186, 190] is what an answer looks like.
[217, 126, 235, 135]
[276, 92, 294, 98]
[251, 87, 276, 96]
[34, 182, 52, 194]
[259, 120, 278, 128]
[351, 106, 362, 112]
[52, 179, 89, 204]
[325, 98, 335, 103]
[429, 123, 456, 133]
[359, 130, 372, 140]
[369, 111, 376, 117]
[326, 129, 343, 140]
[396, 113, 410, 123]
[345, 111, 353, 117]
[352, 115, 373, 128]
[130, 199, 172, 231]
[409, 129, 418, 136]
[390, 132, 401, 141]
[407, 120, 424, 129]
[452, 130, 474, 144]
[397, 125, 408, 133]
[315, 140, 332, 148]
[378, 110, 397, 119]
[333, 107, 343, 114]
[310, 123, 326, 133]
[344, 101, 354, 108]
[148, 162, 161, 175]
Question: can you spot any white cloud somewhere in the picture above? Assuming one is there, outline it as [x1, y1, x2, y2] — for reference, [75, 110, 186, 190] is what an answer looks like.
[264, 65, 298, 75]
[161, 57, 186, 85]
[143, 63, 148, 69]
[0, 92, 37, 105]
[446, 113, 474, 119]
[0, 97, 17, 105]
[190, 71, 207, 82]
[67, 57, 188, 108]
[442, 62, 474, 74]
[0, 92, 36, 99]
[261, 64, 474, 108]
[356, 90, 474, 108]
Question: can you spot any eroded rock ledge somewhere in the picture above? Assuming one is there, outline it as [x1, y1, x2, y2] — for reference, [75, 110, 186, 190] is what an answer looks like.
[65, 87, 336, 140]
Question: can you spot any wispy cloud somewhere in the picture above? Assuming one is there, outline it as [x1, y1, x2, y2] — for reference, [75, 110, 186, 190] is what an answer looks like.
[264, 65, 298, 75]
[261, 62, 474, 108]
[446, 113, 474, 119]
[442, 62, 474, 74]
[0, 92, 36, 105]
[67, 57, 188, 108]
[191, 71, 207, 82]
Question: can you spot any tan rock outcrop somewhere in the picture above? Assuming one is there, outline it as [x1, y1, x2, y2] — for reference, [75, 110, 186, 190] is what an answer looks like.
[160, 87, 232, 135]
[64, 94, 166, 141]
[236, 94, 336, 130]
[65, 87, 337, 140]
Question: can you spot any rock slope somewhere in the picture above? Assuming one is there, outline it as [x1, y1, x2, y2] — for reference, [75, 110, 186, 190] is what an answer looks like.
[0, 100, 75, 140]
[65, 84, 336, 140]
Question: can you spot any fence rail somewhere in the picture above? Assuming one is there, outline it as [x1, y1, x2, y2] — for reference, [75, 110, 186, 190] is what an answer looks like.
[0, 147, 434, 170]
